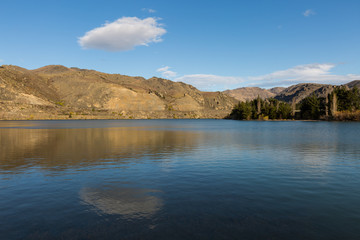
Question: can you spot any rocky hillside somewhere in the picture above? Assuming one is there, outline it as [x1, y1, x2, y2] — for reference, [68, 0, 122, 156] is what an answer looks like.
[346, 80, 360, 89]
[223, 87, 285, 102]
[0, 65, 237, 120]
[1, 64, 358, 120]
[274, 83, 335, 103]
[223, 81, 360, 104]
[275, 81, 360, 103]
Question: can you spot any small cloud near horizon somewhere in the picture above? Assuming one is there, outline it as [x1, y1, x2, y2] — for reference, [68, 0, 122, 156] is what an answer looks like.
[78, 17, 166, 52]
[157, 66, 177, 79]
[0, 59, 4, 63]
[303, 9, 316, 17]
[142, 8, 156, 13]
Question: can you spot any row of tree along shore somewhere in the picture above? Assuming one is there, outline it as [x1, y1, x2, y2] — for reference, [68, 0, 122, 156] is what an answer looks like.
[227, 86, 360, 121]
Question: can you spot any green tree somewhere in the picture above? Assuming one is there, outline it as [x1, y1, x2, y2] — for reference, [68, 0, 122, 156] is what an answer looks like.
[229, 101, 253, 120]
[278, 102, 292, 119]
[300, 94, 320, 119]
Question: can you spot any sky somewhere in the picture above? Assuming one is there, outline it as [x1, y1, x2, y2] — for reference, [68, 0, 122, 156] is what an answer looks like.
[0, 0, 359, 91]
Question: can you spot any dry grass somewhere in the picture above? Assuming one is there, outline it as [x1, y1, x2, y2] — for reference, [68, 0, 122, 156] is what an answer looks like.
[333, 110, 360, 121]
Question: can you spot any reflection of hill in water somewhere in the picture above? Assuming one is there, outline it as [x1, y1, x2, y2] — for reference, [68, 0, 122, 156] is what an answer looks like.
[80, 186, 162, 219]
[0, 127, 205, 172]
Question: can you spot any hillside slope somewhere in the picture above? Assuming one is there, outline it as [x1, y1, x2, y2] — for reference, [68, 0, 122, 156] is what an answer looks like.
[345, 80, 360, 89]
[274, 83, 335, 103]
[0, 65, 237, 119]
[223, 81, 359, 104]
[223, 87, 284, 102]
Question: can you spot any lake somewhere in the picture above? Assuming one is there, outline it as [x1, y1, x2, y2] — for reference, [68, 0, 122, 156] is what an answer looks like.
[0, 119, 360, 240]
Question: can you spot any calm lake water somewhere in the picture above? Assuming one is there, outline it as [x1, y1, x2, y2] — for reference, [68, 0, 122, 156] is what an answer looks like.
[0, 119, 360, 240]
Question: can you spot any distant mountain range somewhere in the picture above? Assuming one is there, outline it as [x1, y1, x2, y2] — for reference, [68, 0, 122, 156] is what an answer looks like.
[223, 81, 360, 104]
[0, 64, 359, 120]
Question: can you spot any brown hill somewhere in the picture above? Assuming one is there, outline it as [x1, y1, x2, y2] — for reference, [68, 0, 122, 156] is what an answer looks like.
[0, 65, 237, 120]
[345, 80, 360, 89]
[274, 81, 360, 104]
[268, 87, 285, 95]
[223, 87, 276, 102]
[223, 81, 358, 105]
[274, 83, 335, 103]
[223, 86, 286, 102]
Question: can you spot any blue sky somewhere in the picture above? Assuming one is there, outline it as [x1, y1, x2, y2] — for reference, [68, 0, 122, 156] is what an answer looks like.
[0, 0, 359, 91]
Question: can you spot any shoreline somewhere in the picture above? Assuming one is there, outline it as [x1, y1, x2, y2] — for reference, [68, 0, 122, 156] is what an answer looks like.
[0, 118, 357, 122]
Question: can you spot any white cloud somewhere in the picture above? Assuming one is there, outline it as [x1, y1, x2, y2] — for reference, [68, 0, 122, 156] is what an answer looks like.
[0, 59, 3, 63]
[78, 17, 166, 51]
[303, 9, 315, 17]
[250, 63, 335, 81]
[157, 66, 170, 72]
[171, 63, 360, 91]
[175, 74, 245, 91]
[247, 63, 360, 87]
[157, 66, 177, 79]
[142, 8, 156, 13]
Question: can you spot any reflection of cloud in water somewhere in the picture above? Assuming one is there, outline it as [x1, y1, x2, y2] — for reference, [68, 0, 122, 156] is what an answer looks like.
[80, 187, 163, 219]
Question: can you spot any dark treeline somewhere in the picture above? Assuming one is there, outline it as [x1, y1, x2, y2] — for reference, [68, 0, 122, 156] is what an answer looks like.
[227, 97, 293, 120]
[228, 86, 360, 121]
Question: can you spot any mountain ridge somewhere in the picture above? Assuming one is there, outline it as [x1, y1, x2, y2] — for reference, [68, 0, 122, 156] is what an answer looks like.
[0, 65, 237, 120]
[224, 81, 360, 104]
[1, 64, 359, 120]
